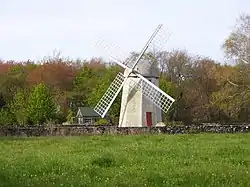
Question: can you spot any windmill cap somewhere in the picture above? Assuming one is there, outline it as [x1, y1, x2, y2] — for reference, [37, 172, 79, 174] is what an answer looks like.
[126, 59, 159, 78]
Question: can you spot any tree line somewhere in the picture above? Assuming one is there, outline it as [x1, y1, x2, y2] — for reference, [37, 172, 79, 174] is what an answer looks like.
[0, 13, 249, 125]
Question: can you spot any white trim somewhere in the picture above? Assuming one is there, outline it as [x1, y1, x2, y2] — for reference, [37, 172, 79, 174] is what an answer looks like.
[76, 109, 82, 117]
[78, 117, 84, 124]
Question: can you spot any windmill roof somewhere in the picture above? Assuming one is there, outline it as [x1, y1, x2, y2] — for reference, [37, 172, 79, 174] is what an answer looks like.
[126, 59, 159, 77]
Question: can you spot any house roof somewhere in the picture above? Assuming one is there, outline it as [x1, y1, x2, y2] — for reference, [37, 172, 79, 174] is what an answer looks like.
[77, 107, 109, 117]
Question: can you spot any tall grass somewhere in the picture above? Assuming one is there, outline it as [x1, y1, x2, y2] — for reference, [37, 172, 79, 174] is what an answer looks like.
[0, 134, 250, 186]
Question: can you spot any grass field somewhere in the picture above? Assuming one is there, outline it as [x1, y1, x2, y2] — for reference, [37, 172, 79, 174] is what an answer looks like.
[0, 134, 250, 187]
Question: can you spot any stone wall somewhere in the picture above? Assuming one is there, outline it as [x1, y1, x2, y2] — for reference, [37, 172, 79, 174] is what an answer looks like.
[0, 124, 250, 136]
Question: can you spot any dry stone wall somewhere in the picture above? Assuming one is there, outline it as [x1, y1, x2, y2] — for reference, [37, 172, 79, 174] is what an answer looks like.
[0, 124, 250, 136]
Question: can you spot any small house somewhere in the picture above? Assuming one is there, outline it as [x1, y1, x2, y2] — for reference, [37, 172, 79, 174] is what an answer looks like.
[76, 107, 109, 125]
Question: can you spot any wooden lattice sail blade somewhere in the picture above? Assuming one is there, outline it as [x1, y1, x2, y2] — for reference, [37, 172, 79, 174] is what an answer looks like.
[129, 74, 175, 113]
[94, 72, 126, 118]
[95, 25, 170, 71]
[125, 25, 171, 69]
[95, 39, 129, 66]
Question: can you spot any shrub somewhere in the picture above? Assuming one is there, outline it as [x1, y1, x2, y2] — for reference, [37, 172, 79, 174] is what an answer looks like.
[95, 119, 109, 125]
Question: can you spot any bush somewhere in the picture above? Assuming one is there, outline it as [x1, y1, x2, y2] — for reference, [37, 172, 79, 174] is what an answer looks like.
[66, 109, 74, 124]
[95, 119, 109, 125]
[0, 107, 17, 125]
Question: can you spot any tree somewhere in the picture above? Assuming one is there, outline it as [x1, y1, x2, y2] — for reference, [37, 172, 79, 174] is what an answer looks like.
[9, 90, 28, 125]
[211, 65, 250, 122]
[66, 109, 74, 124]
[0, 93, 6, 108]
[0, 106, 17, 125]
[184, 58, 220, 122]
[156, 50, 193, 83]
[216, 13, 250, 122]
[222, 13, 250, 62]
[26, 62, 77, 91]
[87, 65, 122, 121]
[71, 65, 104, 108]
[27, 83, 57, 125]
[159, 75, 179, 122]
[155, 50, 194, 123]
[0, 64, 28, 104]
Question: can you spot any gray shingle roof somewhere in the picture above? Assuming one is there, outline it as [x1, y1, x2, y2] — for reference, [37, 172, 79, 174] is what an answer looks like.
[77, 107, 100, 117]
[77, 107, 110, 118]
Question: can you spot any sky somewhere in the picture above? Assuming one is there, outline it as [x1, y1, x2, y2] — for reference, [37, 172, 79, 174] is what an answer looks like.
[0, 0, 250, 63]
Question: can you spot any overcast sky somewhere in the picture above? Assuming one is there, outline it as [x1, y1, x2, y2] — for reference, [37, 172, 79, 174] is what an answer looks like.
[0, 0, 249, 63]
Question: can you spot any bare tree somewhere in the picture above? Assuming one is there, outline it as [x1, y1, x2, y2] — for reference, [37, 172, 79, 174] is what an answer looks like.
[223, 13, 250, 63]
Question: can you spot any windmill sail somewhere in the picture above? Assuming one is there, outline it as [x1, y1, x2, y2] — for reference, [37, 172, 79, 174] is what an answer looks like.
[125, 25, 171, 69]
[94, 72, 126, 118]
[128, 73, 175, 113]
[96, 24, 170, 70]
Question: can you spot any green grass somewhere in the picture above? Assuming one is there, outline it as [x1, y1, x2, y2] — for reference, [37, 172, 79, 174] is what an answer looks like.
[0, 134, 250, 187]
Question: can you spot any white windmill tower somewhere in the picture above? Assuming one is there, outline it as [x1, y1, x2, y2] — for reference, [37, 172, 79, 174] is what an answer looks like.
[93, 24, 175, 127]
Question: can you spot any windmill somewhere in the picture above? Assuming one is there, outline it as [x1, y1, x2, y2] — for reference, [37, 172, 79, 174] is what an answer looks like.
[93, 24, 175, 127]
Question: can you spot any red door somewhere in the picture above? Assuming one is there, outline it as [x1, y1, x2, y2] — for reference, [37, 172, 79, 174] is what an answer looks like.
[146, 112, 152, 127]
